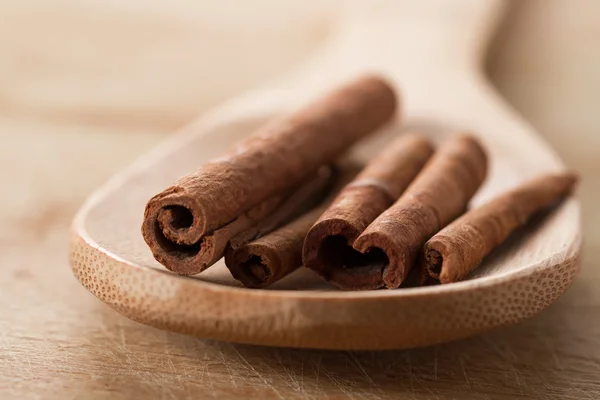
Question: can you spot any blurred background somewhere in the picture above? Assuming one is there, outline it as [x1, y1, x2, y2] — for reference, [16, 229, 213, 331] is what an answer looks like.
[1, 0, 598, 398]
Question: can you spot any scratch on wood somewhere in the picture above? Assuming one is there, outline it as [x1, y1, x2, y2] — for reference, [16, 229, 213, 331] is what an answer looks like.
[229, 345, 284, 400]
[163, 347, 184, 389]
[320, 365, 358, 400]
[312, 354, 321, 396]
[217, 345, 240, 388]
[484, 336, 526, 394]
[407, 352, 416, 395]
[460, 358, 471, 388]
[205, 368, 218, 400]
[433, 346, 439, 381]
[274, 351, 301, 392]
[346, 352, 380, 392]
[119, 323, 127, 351]
[299, 358, 305, 395]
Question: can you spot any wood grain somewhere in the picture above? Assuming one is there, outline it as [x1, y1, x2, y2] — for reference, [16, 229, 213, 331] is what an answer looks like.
[1, 0, 599, 398]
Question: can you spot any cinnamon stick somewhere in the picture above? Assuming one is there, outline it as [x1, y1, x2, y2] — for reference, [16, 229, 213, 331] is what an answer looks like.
[227, 165, 336, 251]
[224, 165, 359, 288]
[142, 75, 397, 275]
[145, 166, 333, 275]
[302, 134, 435, 289]
[420, 172, 578, 285]
[225, 200, 330, 288]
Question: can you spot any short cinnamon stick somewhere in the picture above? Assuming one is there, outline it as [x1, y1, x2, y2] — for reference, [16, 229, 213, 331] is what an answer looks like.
[224, 165, 359, 288]
[142, 75, 397, 274]
[225, 203, 328, 288]
[302, 134, 435, 289]
[420, 172, 578, 284]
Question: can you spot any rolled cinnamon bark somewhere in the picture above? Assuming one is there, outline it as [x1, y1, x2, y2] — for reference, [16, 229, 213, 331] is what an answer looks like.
[144, 166, 334, 275]
[142, 75, 397, 274]
[224, 165, 359, 288]
[227, 166, 336, 251]
[420, 172, 578, 285]
[302, 134, 435, 289]
[225, 205, 326, 288]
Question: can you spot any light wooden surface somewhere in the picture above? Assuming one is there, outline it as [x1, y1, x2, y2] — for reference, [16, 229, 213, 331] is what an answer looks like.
[1, 0, 599, 398]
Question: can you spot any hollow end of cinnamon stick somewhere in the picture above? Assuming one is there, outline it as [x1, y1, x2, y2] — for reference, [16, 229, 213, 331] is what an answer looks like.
[225, 245, 274, 289]
[350, 231, 411, 289]
[303, 219, 392, 290]
[149, 195, 206, 243]
[225, 217, 310, 288]
[421, 237, 482, 285]
[141, 192, 209, 274]
[420, 241, 456, 285]
[424, 249, 443, 280]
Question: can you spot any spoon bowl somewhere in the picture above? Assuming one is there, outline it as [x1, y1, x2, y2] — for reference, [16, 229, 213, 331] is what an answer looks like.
[70, 0, 581, 349]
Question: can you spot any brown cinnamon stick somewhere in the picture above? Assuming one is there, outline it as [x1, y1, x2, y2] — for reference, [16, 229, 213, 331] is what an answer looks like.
[144, 166, 333, 275]
[225, 202, 328, 288]
[420, 172, 578, 285]
[302, 134, 436, 289]
[227, 166, 336, 251]
[224, 165, 359, 288]
[142, 75, 397, 274]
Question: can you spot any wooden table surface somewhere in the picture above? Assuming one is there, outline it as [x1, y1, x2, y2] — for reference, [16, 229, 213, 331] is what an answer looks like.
[1, 1, 599, 399]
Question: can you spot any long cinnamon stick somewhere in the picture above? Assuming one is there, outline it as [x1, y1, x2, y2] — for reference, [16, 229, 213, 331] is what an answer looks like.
[142, 75, 397, 274]
[145, 166, 333, 275]
[420, 172, 578, 285]
[227, 166, 336, 251]
[302, 134, 435, 289]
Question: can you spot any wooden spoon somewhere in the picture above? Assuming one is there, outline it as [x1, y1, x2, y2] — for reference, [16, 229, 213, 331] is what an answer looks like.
[70, 0, 581, 350]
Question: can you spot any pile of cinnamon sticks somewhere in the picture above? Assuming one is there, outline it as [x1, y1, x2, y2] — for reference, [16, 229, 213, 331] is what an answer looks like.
[142, 75, 577, 290]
